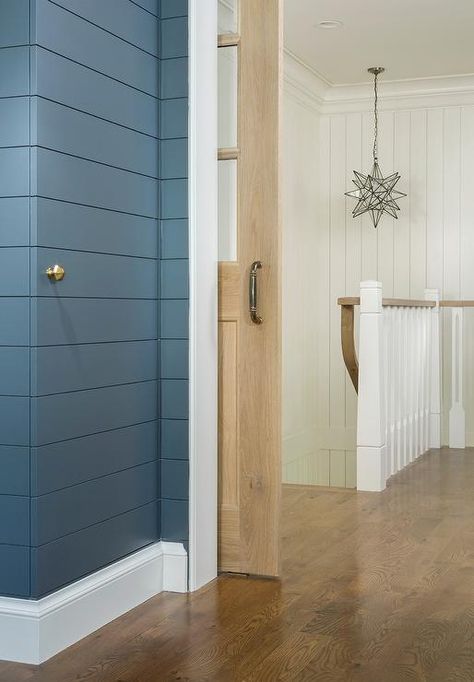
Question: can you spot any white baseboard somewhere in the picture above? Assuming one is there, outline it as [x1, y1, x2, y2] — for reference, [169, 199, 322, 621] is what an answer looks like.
[0, 541, 187, 665]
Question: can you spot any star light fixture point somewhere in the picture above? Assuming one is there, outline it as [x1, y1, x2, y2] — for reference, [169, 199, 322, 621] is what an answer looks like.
[345, 67, 406, 228]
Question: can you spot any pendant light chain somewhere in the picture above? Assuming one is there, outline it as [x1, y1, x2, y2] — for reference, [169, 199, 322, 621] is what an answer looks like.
[373, 70, 378, 162]
[345, 66, 406, 228]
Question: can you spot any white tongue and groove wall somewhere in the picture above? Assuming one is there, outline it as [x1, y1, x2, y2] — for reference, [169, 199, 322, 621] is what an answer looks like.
[283, 52, 474, 487]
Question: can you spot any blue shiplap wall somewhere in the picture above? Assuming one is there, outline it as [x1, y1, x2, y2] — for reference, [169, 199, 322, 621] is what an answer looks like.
[159, 1, 189, 545]
[0, 0, 32, 598]
[0, 0, 190, 599]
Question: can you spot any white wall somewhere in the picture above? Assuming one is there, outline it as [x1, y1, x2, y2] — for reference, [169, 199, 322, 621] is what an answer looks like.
[283, 55, 474, 487]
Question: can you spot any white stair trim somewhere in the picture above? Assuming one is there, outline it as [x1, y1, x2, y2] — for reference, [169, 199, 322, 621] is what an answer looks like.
[0, 541, 187, 665]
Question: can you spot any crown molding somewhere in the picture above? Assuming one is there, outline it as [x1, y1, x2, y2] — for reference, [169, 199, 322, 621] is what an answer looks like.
[283, 50, 328, 113]
[283, 52, 474, 113]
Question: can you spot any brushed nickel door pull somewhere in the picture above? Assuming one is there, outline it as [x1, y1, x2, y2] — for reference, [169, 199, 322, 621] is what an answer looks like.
[249, 260, 263, 325]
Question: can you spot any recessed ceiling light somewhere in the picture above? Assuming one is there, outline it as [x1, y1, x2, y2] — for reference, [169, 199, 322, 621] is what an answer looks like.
[317, 20, 343, 30]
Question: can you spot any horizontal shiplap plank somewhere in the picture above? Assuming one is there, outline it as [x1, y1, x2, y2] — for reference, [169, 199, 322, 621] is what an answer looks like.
[0, 545, 29, 597]
[131, 0, 159, 16]
[159, 99, 188, 140]
[31, 461, 159, 545]
[161, 299, 189, 339]
[32, 248, 158, 299]
[0, 0, 29, 47]
[161, 419, 189, 460]
[32, 421, 158, 495]
[160, 259, 189, 299]
[0, 198, 29, 246]
[161, 379, 188, 420]
[32, 298, 158, 345]
[0, 247, 29, 296]
[50, 0, 158, 55]
[161, 459, 188, 500]
[161, 499, 188, 542]
[0, 348, 29, 395]
[31, 380, 158, 445]
[33, 0, 159, 96]
[160, 57, 188, 100]
[0, 298, 29, 345]
[160, 139, 188, 180]
[0, 46, 29, 97]
[159, 16, 188, 60]
[0, 97, 29, 147]
[0, 446, 29, 495]
[32, 98, 159, 177]
[0, 495, 29, 544]
[160, 339, 188, 379]
[160, 219, 188, 259]
[0, 396, 29, 445]
[160, 0, 187, 19]
[31, 500, 159, 597]
[32, 148, 158, 217]
[0, 148, 29, 196]
[32, 198, 158, 257]
[31, 341, 158, 395]
[160, 179, 188, 219]
[32, 46, 158, 137]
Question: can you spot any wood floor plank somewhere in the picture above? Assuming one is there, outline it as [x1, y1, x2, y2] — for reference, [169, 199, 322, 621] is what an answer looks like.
[2, 448, 474, 680]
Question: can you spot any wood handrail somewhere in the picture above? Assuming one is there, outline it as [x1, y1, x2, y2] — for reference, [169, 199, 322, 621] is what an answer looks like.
[338, 297, 436, 308]
[338, 296, 474, 395]
[439, 300, 474, 307]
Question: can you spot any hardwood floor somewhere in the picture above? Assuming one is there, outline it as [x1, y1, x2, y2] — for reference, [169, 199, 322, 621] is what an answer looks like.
[3, 448, 474, 681]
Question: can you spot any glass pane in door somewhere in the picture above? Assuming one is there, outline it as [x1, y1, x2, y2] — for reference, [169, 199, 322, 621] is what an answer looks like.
[218, 46, 238, 149]
[218, 159, 237, 261]
[218, 0, 239, 34]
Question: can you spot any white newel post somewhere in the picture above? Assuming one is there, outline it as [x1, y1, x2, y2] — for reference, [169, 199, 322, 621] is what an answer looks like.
[425, 289, 441, 449]
[357, 281, 387, 492]
[449, 306, 466, 448]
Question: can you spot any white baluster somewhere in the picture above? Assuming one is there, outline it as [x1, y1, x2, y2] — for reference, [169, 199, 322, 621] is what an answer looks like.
[425, 289, 441, 449]
[401, 307, 409, 469]
[389, 308, 396, 476]
[357, 281, 386, 492]
[384, 306, 391, 478]
[394, 307, 402, 474]
[449, 307, 466, 449]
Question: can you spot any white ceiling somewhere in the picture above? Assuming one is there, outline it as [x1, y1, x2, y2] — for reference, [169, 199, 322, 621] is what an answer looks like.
[284, 0, 474, 84]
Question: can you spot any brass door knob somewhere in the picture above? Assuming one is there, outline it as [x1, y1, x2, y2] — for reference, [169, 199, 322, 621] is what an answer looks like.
[46, 264, 65, 282]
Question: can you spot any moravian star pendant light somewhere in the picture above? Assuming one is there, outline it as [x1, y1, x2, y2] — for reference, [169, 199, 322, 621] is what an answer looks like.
[345, 67, 406, 228]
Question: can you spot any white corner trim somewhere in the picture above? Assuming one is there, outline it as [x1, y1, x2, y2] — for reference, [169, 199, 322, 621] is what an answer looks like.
[188, 0, 218, 592]
[0, 541, 187, 665]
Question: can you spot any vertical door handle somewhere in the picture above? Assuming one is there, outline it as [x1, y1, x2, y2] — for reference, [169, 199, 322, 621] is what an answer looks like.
[249, 261, 263, 325]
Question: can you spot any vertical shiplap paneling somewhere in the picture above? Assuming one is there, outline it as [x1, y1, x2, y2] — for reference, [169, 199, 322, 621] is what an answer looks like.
[461, 107, 474, 443]
[442, 108, 462, 443]
[426, 109, 444, 291]
[443, 108, 462, 299]
[393, 111, 411, 298]
[344, 113, 362, 474]
[361, 111, 378, 280]
[316, 115, 331, 485]
[377, 111, 395, 295]
[284, 83, 474, 487]
[329, 115, 347, 486]
[409, 110, 427, 297]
